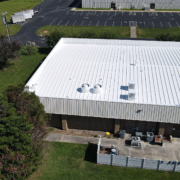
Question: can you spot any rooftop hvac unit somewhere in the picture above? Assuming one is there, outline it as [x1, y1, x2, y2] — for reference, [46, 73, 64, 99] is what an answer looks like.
[131, 4, 135, 9]
[128, 89, 136, 100]
[93, 84, 102, 94]
[128, 80, 135, 89]
[81, 83, 90, 93]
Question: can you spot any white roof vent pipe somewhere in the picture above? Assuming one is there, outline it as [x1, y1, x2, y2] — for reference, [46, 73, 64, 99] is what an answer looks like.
[30, 83, 37, 92]
[93, 84, 102, 94]
[129, 80, 135, 90]
[81, 83, 90, 93]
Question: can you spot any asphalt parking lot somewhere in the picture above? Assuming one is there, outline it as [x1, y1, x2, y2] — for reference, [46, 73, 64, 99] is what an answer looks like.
[12, 0, 180, 46]
[44, 11, 180, 28]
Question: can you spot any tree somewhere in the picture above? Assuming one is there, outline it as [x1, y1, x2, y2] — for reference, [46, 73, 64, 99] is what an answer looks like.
[0, 35, 21, 69]
[5, 83, 49, 140]
[46, 30, 64, 47]
[0, 94, 42, 180]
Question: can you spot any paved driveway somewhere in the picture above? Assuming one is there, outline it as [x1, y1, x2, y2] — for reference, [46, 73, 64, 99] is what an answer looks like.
[12, 0, 180, 46]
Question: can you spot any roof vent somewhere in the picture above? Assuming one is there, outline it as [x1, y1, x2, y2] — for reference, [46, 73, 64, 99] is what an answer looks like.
[30, 83, 37, 92]
[81, 83, 90, 93]
[93, 84, 102, 94]
[129, 80, 135, 90]
[128, 89, 136, 100]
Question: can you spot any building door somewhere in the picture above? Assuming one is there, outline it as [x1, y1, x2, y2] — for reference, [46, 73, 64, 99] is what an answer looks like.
[172, 124, 180, 137]
[150, 3, 155, 9]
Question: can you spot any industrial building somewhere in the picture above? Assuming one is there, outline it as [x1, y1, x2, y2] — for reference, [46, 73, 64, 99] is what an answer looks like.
[26, 38, 180, 137]
[82, 0, 180, 10]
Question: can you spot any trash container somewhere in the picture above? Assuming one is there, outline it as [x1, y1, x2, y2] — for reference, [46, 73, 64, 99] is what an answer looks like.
[100, 144, 104, 151]
[120, 130, 126, 139]
[146, 132, 154, 143]
[111, 149, 116, 155]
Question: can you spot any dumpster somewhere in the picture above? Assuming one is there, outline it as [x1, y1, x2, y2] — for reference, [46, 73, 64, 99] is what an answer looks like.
[120, 130, 126, 139]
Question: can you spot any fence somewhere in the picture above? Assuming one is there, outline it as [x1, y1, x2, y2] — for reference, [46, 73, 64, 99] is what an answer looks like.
[97, 137, 180, 172]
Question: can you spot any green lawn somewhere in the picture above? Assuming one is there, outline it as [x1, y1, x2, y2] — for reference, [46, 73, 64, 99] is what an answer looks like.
[0, 49, 49, 93]
[0, 0, 43, 36]
[28, 142, 179, 180]
[76, 8, 110, 10]
[137, 27, 180, 38]
[36, 25, 130, 38]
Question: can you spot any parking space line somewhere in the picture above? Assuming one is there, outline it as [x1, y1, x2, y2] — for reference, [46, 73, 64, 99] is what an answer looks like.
[142, 12, 143, 16]
[50, 18, 57, 25]
[88, 21, 92, 26]
[163, 12, 165, 16]
[94, 11, 96, 15]
[86, 11, 89, 16]
[96, 21, 99, 26]
[57, 20, 62, 25]
[108, 12, 110, 15]
[144, 22, 146, 26]
[115, 12, 116, 15]
[122, 12, 123, 16]
[170, 12, 173, 16]
[101, 11, 103, 15]
[112, 21, 114, 26]
[160, 22, 163, 27]
[80, 11, 83, 15]
[178, 13, 180, 16]
[81, 21, 84, 26]
[152, 22, 154, 28]
[73, 11, 76, 15]
[168, 22, 171, 27]
[176, 22, 180, 27]
[73, 21, 76, 26]
[65, 20, 69, 26]
[104, 21, 107, 26]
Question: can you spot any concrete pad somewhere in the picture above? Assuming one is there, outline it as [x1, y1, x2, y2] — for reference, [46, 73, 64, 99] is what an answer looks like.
[130, 26, 137, 38]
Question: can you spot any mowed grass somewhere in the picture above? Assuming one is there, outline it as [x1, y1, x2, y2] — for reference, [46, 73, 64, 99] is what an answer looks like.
[0, 50, 47, 93]
[0, 0, 43, 36]
[28, 142, 180, 180]
[137, 27, 180, 38]
[36, 25, 130, 37]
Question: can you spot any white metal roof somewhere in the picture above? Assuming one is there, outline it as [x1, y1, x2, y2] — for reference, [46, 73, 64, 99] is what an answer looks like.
[26, 38, 180, 107]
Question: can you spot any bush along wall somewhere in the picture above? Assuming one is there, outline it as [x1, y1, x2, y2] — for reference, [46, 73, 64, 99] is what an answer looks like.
[155, 33, 180, 41]
[46, 30, 118, 47]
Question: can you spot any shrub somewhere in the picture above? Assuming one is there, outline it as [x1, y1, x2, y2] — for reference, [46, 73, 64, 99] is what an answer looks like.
[46, 30, 64, 47]
[99, 31, 116, 39]
[155, 33, 180, 41]
[0, 94, 42, 179]
[78, 31, 96, 38]
[19, 42, 38, 55]
[0, 35, 21, 69]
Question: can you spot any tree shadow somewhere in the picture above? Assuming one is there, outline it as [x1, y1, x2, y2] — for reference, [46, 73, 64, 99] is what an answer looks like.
[38, 47, 52, 55]
[69, 0, 81, 7]
[84, 142, 97, 163]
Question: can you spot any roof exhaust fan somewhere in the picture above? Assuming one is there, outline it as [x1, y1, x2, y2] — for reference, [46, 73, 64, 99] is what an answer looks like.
[93, 84, 102, 94]
[81, 83, 90, 93]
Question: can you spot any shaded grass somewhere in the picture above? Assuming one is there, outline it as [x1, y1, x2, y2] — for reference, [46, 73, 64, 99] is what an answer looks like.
[36, 25, 130, 38]
[0, 0, 43, 36]
[0, 50, 48, 93]
[28, 142, 180, 180]
[137, 27, 180, 38]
